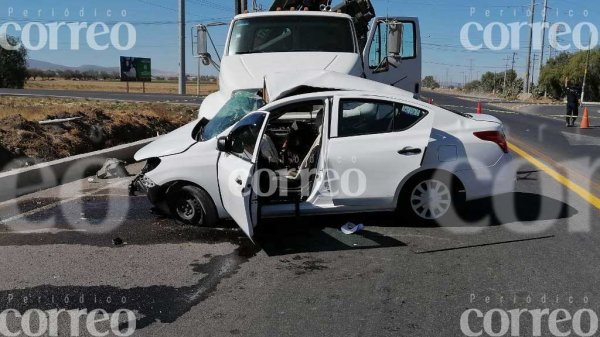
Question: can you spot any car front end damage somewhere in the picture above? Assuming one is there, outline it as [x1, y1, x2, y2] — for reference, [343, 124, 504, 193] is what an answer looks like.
[129, 158, 162, 198]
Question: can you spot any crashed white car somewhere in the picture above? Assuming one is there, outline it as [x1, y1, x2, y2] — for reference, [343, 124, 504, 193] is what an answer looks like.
[132, 71, 515, 238]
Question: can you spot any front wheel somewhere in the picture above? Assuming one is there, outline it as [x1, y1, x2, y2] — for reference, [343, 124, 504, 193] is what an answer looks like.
[168, 185, 218, 227]
[399, 173, 464, 224]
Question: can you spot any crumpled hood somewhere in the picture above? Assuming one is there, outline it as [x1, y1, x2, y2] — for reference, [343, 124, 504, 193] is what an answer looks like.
[219, 52, 361, 96]
[134, 121, 199, 161]
[264, 70, 416, 103]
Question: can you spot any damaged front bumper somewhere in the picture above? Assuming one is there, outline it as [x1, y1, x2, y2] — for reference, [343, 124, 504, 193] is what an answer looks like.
[129, 174, 165, 203]
[129, 158, 162, 197]
[129, 174, 155, 196]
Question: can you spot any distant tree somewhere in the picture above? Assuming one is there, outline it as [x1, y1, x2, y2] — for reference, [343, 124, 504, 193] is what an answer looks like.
[463, 80, 482, 92]
[422, 75, 440, 89]
[0, 36, 28, 88]
[539, 49, 600, 101]
[479, 70, 519, 95]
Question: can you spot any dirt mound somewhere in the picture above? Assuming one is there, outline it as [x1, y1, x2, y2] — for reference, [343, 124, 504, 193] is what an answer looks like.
[0, 107, 191, 171]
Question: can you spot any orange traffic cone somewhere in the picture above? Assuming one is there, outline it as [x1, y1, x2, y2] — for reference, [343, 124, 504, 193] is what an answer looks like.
[477, 102, 483, 114]
[580, 107, 590, 129]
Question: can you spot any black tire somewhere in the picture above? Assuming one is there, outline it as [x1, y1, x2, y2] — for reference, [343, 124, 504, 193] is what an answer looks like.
[398, 172, 465, 225]
[168, 185, 218, 227]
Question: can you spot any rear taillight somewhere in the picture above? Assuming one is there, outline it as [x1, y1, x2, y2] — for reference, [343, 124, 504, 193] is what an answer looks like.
[474, 131, 509, 153]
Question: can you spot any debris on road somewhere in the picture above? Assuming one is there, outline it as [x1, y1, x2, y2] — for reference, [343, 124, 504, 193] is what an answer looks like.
[340, 222, 364, 235]
[97, 159, 130, 179]
[112, 237, 124, 246]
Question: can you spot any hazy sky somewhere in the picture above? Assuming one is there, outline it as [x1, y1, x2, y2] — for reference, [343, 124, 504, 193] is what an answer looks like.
[0, 0, 597, 84]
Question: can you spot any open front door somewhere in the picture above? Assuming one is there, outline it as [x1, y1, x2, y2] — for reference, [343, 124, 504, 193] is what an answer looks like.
[363, 17, 421, 94]
[217, 111, 270, 239]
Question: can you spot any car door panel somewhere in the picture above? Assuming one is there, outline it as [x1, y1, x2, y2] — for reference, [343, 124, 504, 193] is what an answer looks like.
[326, 97, 433, 208]
[217, 111, 270, 239]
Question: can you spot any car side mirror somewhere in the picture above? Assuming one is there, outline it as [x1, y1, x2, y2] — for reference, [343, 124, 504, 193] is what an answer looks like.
[387, 21, 404, 59]
[216, 136, 232, 152]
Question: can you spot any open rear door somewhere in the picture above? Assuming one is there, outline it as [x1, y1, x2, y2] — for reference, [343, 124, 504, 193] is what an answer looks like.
[363, 17, 421, 94]
[217, 111, 270, 239]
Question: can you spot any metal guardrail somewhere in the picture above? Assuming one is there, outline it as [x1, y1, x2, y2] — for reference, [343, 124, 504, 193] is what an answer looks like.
[0, 138, 157, 203]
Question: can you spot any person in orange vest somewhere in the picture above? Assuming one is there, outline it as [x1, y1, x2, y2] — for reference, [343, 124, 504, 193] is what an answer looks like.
[565, 78, 582, 127]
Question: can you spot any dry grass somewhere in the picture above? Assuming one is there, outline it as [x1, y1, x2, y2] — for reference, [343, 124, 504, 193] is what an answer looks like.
[0, 96, 197, 122]
[0, 96, 197, 166]
[25, 79, 219, 95]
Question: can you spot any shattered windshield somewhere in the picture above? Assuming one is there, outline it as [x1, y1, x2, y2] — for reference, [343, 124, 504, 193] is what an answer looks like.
[228, 16, 356, 55]
[201, 91, 265, 140]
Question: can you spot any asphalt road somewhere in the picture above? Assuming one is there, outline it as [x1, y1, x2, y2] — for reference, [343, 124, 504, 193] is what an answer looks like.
[0, 88, 205, 104]
[0, 92, 599, 336]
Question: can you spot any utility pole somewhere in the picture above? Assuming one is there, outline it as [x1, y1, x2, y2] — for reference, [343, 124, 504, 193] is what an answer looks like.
[525, 0, 536, 93]
[539, 0, 549, 80]
[581, 36, 592, 103]
[531, 54, 539, 87]
[446, 68, 449, 88]
[178, 0, 186, 95]
[469, 59, 474, 82]
[503, 55, 511, 93]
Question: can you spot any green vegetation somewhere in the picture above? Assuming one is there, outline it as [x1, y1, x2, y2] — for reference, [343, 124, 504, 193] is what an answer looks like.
[538, 49, 600, 101]
[462, 69, 524, 99]
[422, 75, 440, 89]
[0, 36, 28, 89]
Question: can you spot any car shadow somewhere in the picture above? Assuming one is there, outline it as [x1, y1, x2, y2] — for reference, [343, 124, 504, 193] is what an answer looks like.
[456, 192, 577, 226]
[251, 192, 576, 256]
[255, 216, 407, 257]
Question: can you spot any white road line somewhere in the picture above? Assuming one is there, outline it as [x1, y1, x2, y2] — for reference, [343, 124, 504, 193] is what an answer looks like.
[0, 180, 128, 224]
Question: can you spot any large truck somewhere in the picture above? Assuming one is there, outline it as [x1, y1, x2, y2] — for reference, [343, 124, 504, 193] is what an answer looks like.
[195, 0, 421, 119]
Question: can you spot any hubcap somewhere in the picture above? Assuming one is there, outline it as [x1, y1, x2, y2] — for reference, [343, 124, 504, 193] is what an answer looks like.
[177, 199, 195, 220]
[410, 179, 452, 220]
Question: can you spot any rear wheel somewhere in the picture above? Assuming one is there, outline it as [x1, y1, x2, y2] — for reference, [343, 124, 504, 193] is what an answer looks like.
[168, 185, 218, 227]
[399, 172, 464, 224]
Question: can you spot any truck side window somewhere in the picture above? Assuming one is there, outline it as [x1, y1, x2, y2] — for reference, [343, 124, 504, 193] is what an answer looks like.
[401, 22, 416, 59]
[368, 23, 387, 69]
[369, 21, 417, 68]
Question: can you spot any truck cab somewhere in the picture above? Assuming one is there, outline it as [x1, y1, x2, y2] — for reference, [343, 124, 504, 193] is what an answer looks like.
[198, 10, 421, 119]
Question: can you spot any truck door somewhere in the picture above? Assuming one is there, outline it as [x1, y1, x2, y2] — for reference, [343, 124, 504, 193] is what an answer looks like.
[217, 111, 270, 239]
[363, 17, 421, 94]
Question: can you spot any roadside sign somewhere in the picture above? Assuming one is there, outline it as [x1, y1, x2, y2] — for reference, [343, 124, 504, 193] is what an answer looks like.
[120, 57, 152, 82]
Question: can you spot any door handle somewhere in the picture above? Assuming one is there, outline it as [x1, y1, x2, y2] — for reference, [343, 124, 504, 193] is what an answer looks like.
[398, 147, 422, 155]
[235, 177, 243, 185]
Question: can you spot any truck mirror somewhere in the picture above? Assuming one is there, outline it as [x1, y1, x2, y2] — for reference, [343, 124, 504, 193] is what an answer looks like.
[387, 21, 404, 58]
[197, 25, 209, 56]
[197, 25, 213, 66]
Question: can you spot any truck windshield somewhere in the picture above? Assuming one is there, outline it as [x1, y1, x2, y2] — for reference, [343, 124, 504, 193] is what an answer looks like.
[201, 91, 265, 141]
[228, 16, 356, 55]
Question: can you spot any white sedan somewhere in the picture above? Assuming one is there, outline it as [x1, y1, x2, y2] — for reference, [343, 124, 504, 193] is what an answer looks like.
[132, 71, 515, 238]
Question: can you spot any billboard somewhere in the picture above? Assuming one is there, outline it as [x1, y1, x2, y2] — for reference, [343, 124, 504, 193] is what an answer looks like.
[120, 57, 152, 82]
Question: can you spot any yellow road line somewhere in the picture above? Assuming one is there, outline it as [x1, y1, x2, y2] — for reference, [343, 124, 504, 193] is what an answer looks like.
[510, 137, 600, 193]
[509, 142, 600, 210]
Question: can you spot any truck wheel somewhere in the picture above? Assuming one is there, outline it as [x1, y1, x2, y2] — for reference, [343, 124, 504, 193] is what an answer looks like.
[169, 185, 218, 227]
[399, 172, 464, 224]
